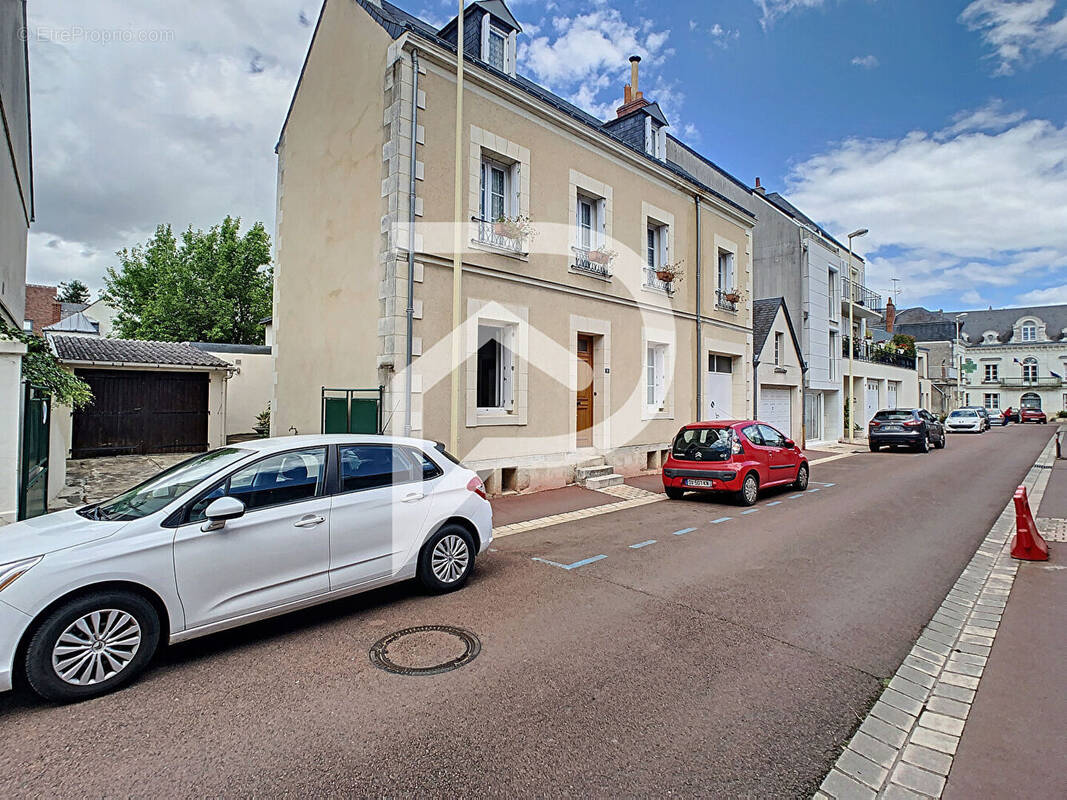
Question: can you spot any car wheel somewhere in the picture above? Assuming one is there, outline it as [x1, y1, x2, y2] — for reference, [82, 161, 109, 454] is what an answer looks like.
[418, 524, 476, 593]
[23, 590, 160, 703]
[793, 463, 809, 490]
[664, 487, 685, 500]
[917, 436, 929, 453]
[869, 441, 880, 452]
[936, 433, 946, 449]
[736, 472, 759, 506]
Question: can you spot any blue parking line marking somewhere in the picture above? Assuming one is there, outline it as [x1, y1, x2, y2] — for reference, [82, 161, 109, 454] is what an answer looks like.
[672, 527, 697, 536]
[789, 494, 804, 499]
[766, 501, 782, 506]
[532, 554, 607, 570]
[711, 517, 732, 524]
[808, 488, 821, 492]
[741, 509, 759, 515]
[630, 539, 657, 549]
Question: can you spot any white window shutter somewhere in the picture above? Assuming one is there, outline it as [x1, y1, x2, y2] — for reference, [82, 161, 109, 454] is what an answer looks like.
[480, 14, 490, 61]
[507, 31, 517, 75]
[596, 198, 606, 247]
[644, 117, 652, 155]
[509, 162, 520, 217]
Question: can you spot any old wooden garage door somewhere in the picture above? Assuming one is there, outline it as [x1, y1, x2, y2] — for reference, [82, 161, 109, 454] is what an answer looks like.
[72, 370, 209, 458]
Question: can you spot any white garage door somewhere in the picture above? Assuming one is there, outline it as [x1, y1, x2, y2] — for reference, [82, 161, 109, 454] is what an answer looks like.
[759, 387, 792, 438]
[887, 382, 899, 410]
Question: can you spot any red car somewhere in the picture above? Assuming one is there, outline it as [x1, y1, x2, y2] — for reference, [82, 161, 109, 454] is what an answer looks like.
[662, 420, 809, 506]
[1020, 408, 1048, 424]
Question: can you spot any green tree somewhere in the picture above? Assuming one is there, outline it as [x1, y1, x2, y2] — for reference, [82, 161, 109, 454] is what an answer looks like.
[891, 333, 917, 358]
[0, 320, 92, 408]
[57, 279, 90, 304]
[103, 216, 273, 344]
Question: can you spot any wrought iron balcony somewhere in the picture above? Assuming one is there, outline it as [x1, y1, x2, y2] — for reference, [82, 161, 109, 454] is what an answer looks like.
[842, 278, 884, 313]
[571, 246, 613, 278]
[715, 288, 738, 312]
[842, 335, 916, 370]
[995, 376, 1063, 388]
[471, 217, 525, 253]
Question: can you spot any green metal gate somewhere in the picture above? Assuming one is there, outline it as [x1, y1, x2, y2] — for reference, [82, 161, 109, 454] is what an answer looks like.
[19, 384, 50, 520]
[321, 386, 384, 435]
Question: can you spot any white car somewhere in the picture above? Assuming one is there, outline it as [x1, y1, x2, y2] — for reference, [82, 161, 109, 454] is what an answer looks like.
[945, 409, 984, 433]
[986, 408, 1006, 426]
[0, 435, 492, 702]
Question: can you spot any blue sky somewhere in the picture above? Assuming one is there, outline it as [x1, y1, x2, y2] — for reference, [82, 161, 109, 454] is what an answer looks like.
[24, 0, 1067, 313]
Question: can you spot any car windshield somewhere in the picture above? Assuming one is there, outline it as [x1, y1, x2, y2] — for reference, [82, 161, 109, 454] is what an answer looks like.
[89, 448, 251, 522]
[950, 410, 977, 418]
[873, 410, 913, 421]
[672, 427, 732, 459]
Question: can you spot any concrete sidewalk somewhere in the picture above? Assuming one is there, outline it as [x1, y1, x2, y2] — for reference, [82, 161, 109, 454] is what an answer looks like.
[943, 448, 1067, 799]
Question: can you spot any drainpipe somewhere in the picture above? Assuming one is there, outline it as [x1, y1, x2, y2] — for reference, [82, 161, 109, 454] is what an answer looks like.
[403, 48, 420, 437]
[695, 194, 702, 420]
[448, 2, 465, 454]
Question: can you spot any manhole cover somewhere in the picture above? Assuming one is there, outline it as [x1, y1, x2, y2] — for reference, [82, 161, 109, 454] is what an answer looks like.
[369, 625, 480, 676]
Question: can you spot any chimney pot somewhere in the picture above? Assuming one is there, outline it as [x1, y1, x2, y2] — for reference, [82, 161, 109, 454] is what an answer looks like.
[754, 176, 766, 195]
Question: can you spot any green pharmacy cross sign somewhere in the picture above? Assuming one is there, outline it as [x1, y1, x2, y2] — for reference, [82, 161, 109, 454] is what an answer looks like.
[962, 359, 978, 374]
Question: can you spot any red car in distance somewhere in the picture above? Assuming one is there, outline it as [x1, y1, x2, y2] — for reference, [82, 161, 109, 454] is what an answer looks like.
[662, 420, 809, 506]
[1020, 408, 1048, 424]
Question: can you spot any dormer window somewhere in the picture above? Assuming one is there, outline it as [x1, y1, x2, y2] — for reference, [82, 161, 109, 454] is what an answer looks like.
[480, 13, 516, 76]
[1021, 323, 1037, 342]
[644, 117, 666, 159]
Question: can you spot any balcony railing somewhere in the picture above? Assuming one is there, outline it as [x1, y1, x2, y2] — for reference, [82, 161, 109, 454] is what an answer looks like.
[842, 278, 884, 313]
[715, 288, 738, 312]
[842, 335, 916, 370]
[471, 217, 525, 253]
[994, 377, 1064, 388]
[571, 246, 613, 278]
[643, 266, 672, 292]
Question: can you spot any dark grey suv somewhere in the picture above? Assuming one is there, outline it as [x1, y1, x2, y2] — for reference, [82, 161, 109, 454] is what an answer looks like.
[868, 408, 946, 453]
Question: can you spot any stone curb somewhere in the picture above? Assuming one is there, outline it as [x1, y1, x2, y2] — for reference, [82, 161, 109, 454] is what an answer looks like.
[816, 434, 1058, 800]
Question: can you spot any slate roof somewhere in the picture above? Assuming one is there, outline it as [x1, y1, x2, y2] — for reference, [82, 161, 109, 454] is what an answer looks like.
[279, 0, 755, 222]
[895, 305, 1067, 345]
[49, 335, 232, 368]
[59, 302, 88, 319]
[190, 342, 272, 355]
[752, 297, 805, 368]
[760, 192, 861, 259]
[44, 311, 99, 334]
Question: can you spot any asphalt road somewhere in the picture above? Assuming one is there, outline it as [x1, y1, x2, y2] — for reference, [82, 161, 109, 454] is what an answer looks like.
[0, 424, 1054, 798]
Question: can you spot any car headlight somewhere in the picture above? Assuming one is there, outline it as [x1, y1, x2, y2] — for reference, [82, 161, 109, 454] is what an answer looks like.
[0, 556, 42, 592]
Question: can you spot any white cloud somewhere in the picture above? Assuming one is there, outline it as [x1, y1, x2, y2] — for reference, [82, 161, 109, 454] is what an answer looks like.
[25, 0, 315, 289]
[752, 0, 826, 28]
[519, 9, 671, 86]
[851, 54, 879, 68]
[1017, 284, 1067, 304]
[937, 98, 1027, 138]
[786, 108, 1067, 307]
[707, 23, 741, 48]
[960, 0, 1067, 74]
[960, 289, 989, 305]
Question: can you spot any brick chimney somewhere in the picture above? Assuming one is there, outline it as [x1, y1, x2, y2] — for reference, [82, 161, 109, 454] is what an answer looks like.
[754, 177, 766, 195]
[616, 55, 650, 117]
[885, 297, 896, 332]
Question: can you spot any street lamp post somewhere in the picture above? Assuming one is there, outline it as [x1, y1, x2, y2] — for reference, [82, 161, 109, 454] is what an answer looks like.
[955, 313, 967, 410]
[846, 228, 868, 443]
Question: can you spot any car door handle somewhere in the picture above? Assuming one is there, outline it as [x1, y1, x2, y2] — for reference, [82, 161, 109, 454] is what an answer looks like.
[294, 515, 326, 528]
[401, 491, 424, 503]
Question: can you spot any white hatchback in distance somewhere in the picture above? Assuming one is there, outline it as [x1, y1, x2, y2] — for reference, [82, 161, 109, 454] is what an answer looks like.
[945, 409, 984, 433]
[0, 435, 491, 702]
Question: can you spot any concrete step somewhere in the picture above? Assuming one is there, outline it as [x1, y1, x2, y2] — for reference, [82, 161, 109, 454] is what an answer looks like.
[576, 465, 614, 481]
[583, 474, 624, 490]
[576, 455, 606, 468]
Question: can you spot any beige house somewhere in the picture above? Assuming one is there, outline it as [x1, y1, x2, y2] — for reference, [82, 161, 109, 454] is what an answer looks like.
[271, 0, 757, 492]
[752, 298, 805, 440]
[0, 0, 33, 523]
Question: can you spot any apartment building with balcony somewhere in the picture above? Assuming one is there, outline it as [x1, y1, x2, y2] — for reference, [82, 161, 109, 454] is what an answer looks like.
[270, 0, 757, 491]
[895, 304, 1067, 416]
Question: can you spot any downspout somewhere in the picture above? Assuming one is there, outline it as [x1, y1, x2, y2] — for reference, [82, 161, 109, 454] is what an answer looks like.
[403, 48, 420, 437]
[694, 195, 702, 420]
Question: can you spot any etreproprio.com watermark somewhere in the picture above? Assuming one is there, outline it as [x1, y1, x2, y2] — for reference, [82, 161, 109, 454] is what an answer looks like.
[20, 26, 175, 44]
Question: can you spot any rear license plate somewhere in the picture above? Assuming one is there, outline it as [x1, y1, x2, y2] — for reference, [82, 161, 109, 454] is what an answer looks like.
[684, 479, 714, 487]
[881, 425, 902, 432]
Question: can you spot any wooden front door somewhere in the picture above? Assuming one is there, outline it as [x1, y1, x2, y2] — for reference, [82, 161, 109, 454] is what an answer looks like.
[576, 335, 595, 447]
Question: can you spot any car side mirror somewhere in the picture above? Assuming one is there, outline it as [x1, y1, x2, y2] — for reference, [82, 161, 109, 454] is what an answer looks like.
[784, 439, 796, 449]
[201, 497, 246, 532]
